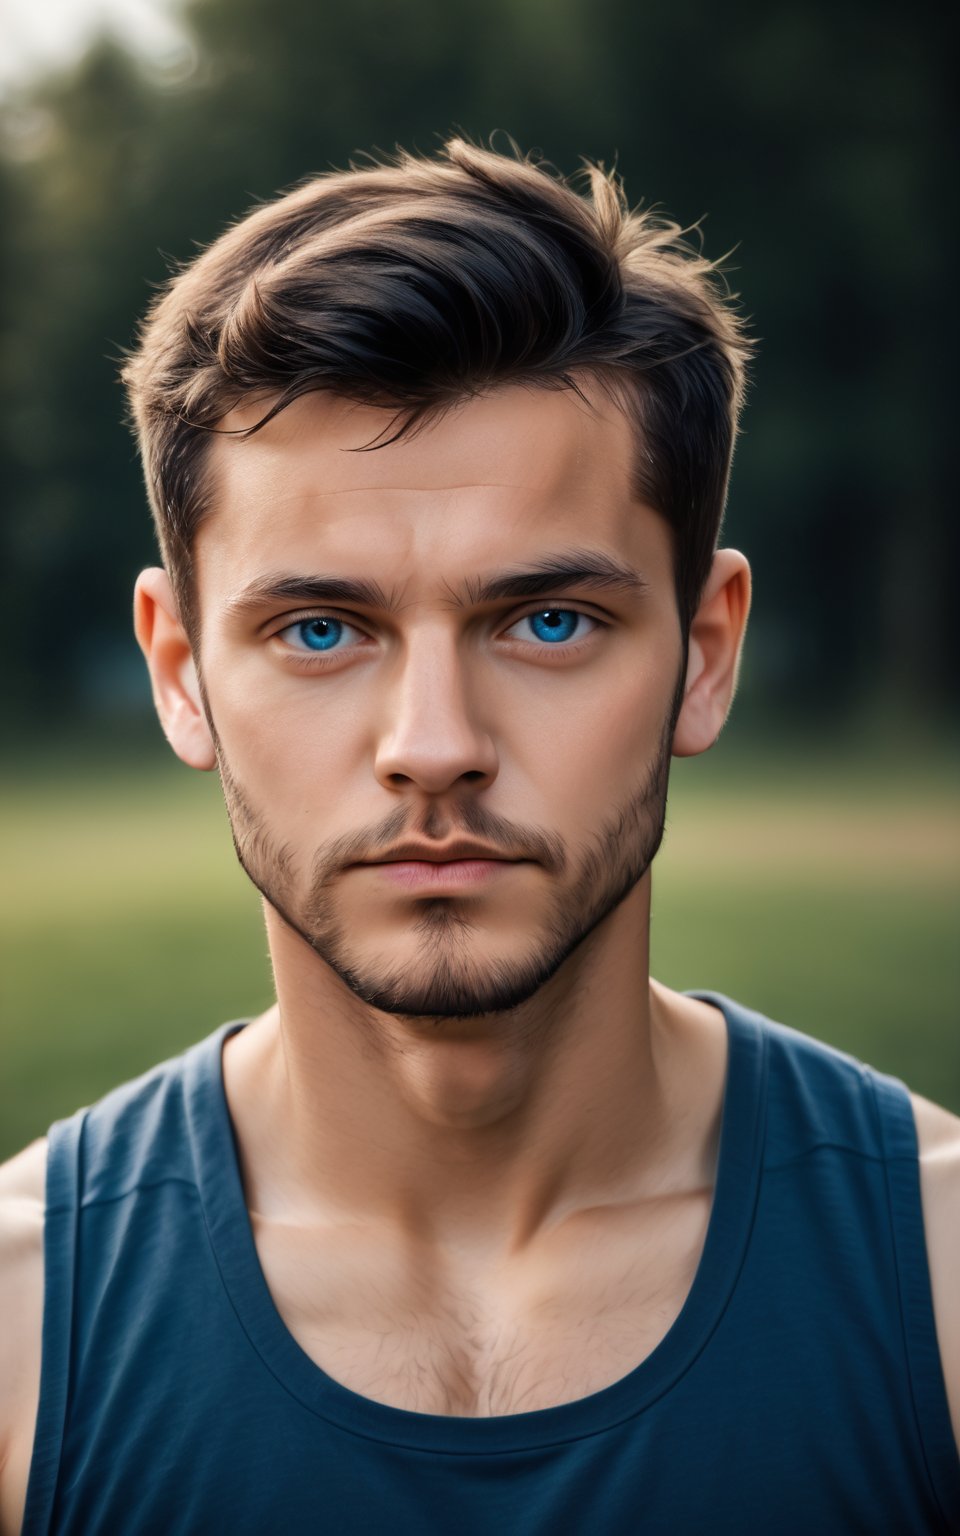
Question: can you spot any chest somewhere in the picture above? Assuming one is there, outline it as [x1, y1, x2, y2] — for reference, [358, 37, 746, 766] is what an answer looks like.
[250, 1188, 713, 1417]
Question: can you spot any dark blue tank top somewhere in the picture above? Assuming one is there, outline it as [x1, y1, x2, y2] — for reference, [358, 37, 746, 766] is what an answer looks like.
[22, 994, 960, 1534]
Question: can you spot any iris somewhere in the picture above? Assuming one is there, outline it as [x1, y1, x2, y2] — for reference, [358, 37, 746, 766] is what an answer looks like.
[296, 618, 343, 651]
[527, 610, 580, 643]
[288, 609, 588, 654]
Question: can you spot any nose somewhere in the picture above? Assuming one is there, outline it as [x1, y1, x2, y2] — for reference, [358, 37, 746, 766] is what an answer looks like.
[372, 625, 499, 794]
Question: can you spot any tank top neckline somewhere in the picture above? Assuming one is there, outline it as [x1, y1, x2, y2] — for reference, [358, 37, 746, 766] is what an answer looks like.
[183, 992, 768, 1452]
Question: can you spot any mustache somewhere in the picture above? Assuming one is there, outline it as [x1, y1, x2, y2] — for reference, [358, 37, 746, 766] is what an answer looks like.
[214, 742, 566, 889]
[318, 815, 568, 884]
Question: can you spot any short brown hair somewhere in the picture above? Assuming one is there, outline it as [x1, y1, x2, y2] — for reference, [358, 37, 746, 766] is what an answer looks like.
[122, 136, 751, 640]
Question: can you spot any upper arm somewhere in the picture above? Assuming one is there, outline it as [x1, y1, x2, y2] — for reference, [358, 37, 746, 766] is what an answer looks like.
[0, 1139, 47, 1536]
[912, 1091, 960, 1458]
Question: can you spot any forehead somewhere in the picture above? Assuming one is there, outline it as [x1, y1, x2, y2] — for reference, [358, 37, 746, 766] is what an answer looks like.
[196, 383, 665, 605]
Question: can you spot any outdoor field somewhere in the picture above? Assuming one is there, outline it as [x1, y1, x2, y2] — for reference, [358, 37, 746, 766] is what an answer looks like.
[1, 740, 958, 1162]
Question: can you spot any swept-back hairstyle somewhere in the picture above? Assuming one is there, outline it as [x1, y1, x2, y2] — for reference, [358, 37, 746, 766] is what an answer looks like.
[122, 136, 751, 641]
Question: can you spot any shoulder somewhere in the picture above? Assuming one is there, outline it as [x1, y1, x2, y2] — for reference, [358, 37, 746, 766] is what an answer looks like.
[910, 1091, 960, 1457]
[0, 1139, 47, 1536]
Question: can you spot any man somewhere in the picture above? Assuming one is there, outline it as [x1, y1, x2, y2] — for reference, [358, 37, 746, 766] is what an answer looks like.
[1, 137, 958, 1534]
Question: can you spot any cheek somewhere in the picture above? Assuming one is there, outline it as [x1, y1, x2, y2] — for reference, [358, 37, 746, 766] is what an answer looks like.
[511, 657, 676, 812]
[558, 643, 678, 747]
[202, 644, 363, 807]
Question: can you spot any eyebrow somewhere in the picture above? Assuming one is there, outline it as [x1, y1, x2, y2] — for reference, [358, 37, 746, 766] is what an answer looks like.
[226, 548, 650, 621]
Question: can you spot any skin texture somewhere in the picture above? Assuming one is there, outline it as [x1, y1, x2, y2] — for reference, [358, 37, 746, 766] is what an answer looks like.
[145, 384, 741, 1244]
[1, 383, 958, 1527]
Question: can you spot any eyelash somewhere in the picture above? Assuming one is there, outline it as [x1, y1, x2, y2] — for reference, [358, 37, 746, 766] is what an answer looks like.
[271, 606, 605, 668]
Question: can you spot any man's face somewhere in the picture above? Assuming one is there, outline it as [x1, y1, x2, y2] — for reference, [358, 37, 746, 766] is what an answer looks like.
[191, 383, 685, 1021]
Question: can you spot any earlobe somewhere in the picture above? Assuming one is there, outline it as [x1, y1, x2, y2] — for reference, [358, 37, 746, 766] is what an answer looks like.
[133, 567, 217, 771]
[672, 549, 751, 759]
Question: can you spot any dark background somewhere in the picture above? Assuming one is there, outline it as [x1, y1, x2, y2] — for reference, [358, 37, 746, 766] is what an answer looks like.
[1, 0, 955, 741]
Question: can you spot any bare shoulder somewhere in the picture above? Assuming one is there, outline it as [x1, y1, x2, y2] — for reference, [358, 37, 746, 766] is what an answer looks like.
[910, 1092, 960, 1456]
[0, 1138, 47, 1536]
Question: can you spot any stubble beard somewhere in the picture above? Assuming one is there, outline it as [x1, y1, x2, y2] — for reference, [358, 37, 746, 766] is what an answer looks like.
[206, 681, 681, 1025]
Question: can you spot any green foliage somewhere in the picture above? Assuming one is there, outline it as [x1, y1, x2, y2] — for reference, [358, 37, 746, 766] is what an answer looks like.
[0, 0, 955, 733]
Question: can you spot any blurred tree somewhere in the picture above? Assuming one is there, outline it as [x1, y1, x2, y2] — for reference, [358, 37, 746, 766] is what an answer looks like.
[0, 0, 953, 737]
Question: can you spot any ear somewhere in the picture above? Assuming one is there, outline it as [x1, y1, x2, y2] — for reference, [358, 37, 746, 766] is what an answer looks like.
[133, 567, 217, 771]
[672, 549, 751, 758]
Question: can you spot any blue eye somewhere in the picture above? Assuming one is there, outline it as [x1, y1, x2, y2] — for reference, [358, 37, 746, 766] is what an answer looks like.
[512, 609, 595, 645]
[278, 616, 359, 653]
[275, 607, 597, 661]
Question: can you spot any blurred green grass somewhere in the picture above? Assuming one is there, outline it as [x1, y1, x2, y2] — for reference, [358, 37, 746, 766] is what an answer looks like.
[1, 740, 958, 1161]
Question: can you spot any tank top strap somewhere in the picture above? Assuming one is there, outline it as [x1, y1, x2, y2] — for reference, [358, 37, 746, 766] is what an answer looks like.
[865, 1063, 960, 1524]
[22, 1110, 85, 1536]
[19, 1014, 960, 1535]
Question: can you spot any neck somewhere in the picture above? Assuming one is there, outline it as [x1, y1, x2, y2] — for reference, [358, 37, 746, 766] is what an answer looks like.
[222, 876, 724, 1265]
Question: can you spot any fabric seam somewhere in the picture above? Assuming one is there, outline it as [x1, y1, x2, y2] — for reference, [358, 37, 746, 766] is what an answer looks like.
[764, 1141, 896, 1172]
[78, 1174, 201, 1211]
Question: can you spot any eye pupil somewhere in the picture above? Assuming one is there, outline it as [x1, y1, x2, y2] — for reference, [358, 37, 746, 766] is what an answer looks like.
[299, 617, 341, 651]
[282, 608, 593, 659]
[528, 609, 580, 643]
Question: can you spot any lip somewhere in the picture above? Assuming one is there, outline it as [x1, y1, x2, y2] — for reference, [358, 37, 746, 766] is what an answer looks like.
[362, 840, 522, 864]
[367, 859, 522, 890]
